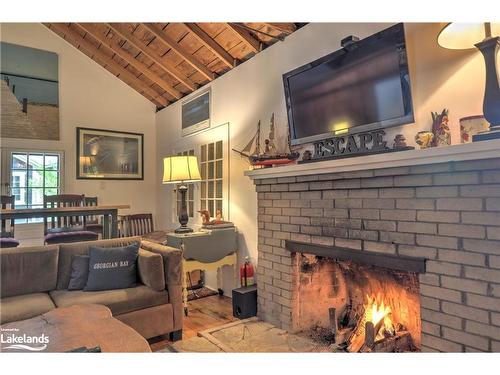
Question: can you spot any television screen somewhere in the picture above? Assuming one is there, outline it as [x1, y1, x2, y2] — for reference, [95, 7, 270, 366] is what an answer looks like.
[283, 23, 414, 145]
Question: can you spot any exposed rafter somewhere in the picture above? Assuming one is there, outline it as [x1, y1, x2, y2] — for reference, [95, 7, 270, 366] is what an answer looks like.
[263, 23, 297, 34]
[106, 23, 197, 92]
[77, 23, 183, 99]
[225, 23, 262, 53]
[46, 23, 168, 107]
[142, 23, 214, 81]
[183, 23, 235, 68]
[44, 22, 302, 108]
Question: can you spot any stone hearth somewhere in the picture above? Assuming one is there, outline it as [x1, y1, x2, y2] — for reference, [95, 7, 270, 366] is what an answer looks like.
[248, 143, 500, 352]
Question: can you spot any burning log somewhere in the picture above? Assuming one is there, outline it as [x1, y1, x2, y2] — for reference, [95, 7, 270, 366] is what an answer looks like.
[364, 321, 375, 349]
[372, 331, 413, 352]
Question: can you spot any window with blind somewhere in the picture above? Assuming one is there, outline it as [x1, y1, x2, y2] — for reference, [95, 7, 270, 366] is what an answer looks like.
[200, 140, 223, 218]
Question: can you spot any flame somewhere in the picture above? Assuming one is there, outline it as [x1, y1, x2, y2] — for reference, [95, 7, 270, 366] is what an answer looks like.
[364, 295, 394, 340]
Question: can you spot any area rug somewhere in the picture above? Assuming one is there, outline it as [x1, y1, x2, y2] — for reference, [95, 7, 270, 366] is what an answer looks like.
[162, 318, 327, 353]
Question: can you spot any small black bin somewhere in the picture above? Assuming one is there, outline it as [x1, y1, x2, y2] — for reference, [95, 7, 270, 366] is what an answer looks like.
[232, 285, 257, 319]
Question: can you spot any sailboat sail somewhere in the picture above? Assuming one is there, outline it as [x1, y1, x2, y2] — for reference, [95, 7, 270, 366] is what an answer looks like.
[241, 132, 256, 154]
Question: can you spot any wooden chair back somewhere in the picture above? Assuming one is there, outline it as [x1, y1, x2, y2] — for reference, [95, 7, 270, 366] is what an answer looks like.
[84, 196, 99, 223]
[43, 194, 85, 233]
[122, 214, 154, 237]
[1, 195, 15, 237]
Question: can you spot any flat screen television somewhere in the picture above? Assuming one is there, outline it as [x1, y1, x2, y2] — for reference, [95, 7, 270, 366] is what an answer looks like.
[283, 23, 414, 146]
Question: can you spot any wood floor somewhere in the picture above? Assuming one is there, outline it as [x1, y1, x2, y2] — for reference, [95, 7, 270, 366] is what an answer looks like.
[149, 295, 237, 352]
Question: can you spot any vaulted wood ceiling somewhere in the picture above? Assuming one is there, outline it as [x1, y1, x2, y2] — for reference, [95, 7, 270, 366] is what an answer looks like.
[45, 23, 303, 110]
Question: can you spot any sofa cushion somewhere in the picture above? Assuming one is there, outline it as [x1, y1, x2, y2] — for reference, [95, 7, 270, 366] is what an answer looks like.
[0, 237, 20, 248]
[0, 293, 56, 324]
[85, 244, 139, 291]
[1, 245, 59, 298]
[138, 249, 165, 292]
[68, 255, 90, 290]
[45, 230, 98, 245]
[49, 285, 169, 316]
[56, 237, 142, 290]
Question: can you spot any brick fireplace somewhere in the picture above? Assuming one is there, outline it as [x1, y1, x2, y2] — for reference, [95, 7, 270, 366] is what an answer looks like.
[247, 141, 500, 352]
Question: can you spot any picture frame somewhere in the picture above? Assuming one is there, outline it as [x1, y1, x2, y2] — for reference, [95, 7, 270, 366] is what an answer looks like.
[76, 127, 144, 180]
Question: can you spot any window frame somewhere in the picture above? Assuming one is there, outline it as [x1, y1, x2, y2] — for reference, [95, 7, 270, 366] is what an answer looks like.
[1, 148, 65, 223]
[199, 140, 224, 219]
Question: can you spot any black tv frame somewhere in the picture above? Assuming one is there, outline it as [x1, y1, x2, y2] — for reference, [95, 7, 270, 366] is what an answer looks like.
[283, 23, 414, 146]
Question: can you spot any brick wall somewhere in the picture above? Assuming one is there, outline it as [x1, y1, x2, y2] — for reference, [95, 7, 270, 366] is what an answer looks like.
[253, 158, 500, 352]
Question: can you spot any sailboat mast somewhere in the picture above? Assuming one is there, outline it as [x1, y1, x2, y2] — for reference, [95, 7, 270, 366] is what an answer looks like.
[253, 120, 261, 155]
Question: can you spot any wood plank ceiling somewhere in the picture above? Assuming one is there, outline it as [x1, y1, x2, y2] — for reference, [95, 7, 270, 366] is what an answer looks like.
[45, 23, 303, 110]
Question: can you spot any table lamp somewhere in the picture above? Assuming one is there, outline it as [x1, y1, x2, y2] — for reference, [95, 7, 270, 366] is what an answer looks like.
[163, 155, 201, 233]
[438, 23, 500, 141]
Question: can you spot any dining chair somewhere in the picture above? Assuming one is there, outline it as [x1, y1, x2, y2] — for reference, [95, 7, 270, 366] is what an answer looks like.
[121, 214, 154, 237]
[0, 195, 20, 248]
[43, 194, 98, 245]
[84, 196, 103, 235]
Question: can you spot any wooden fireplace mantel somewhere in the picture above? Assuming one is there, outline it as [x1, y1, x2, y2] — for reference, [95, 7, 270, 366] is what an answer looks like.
[245, 139, 500, 180]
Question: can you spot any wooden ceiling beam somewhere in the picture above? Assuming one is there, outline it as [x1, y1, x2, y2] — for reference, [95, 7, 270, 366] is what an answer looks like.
[105, 23, 196, 92]
[183, 23, 235, 69]
[262, 23, 297, 34]
[46, 23, 168, 108]
[225, 23, 262, 53]
[77, 23, 183, 99]
[142, 23, 214, 81]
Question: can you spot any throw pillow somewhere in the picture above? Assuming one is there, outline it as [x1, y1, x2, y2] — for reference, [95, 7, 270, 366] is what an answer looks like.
[84, 243, 140, 291]
[68, 255, 90, 290]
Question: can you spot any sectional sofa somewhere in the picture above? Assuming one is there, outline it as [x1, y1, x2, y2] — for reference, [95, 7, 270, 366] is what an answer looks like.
[0, 237, 184, 341]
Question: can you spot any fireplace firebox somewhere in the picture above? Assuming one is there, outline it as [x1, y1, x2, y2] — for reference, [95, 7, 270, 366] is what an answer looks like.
[288, 241, 424, 352]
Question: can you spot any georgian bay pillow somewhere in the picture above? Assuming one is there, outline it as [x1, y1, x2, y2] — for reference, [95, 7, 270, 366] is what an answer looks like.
[68, 255, 90, 290]
[84, 243, 140, 291]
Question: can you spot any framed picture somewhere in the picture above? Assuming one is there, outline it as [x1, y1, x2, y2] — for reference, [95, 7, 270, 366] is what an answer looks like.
[1, 42, 60, 140]
[76, 127, 144, 180]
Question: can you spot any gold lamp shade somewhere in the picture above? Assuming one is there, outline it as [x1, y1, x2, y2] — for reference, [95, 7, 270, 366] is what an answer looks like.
[438, 23, 500, 50]
[162, 155, 201, 184]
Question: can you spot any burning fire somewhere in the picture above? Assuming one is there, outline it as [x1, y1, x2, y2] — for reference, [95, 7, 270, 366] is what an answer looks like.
[364, 295, 395, 340]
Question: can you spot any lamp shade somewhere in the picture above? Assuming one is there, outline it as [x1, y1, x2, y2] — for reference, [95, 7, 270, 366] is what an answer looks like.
[438, 23, 500, 50]
[162, 155, 201, 184]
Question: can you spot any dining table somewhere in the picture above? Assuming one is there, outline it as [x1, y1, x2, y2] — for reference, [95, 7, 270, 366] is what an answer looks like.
[0, 205, 130, 239]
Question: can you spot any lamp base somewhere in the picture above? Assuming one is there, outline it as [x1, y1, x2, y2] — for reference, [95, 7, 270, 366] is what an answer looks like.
[175, 226, 194, 234]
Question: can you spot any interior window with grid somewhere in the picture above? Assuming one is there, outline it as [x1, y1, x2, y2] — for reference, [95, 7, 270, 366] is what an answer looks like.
[10, 151, 61, 223]
[200, 140, 223, 218]
[176, 149, 195, 218]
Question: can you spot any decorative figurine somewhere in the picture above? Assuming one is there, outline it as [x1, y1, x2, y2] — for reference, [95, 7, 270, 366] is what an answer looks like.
[415, 131, 434, 149]
[431, 109, 451, 147]
[232, 113, 299, 168]
[393, 134, 407, 149]
[198, 210, 211, 224]
[302, 150, 312, 161]
[215, 209, 223, 221]
[460, 115, 490, 143]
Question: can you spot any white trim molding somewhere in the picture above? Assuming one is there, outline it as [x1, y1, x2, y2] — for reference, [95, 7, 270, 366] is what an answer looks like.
[245, 139, 500, 180]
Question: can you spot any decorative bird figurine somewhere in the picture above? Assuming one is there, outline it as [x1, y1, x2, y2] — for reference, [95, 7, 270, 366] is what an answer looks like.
[198, 210, 211, 224]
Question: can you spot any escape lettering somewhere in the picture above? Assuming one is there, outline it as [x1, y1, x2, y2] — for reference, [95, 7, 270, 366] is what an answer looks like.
[313, 130, 388, 159]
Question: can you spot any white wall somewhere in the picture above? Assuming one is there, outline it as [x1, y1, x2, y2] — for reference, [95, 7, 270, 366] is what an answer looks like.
[155, 22, 493, 291]
[0, 23, 157, 221]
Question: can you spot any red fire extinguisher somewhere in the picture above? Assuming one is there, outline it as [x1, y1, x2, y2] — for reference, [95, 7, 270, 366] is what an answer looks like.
[240, 256, 255, 287]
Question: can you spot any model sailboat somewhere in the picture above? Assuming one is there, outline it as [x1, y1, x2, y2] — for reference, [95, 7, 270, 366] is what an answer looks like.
[233, 114, 300, 167]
